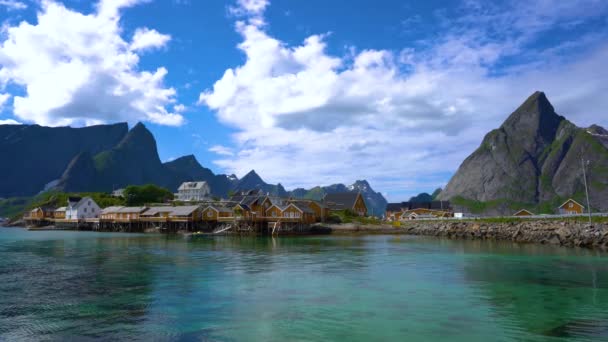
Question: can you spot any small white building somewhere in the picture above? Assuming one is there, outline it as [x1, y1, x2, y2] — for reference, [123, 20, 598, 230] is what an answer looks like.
[66, 196, 101, 220]
[175, 181, 211, 202]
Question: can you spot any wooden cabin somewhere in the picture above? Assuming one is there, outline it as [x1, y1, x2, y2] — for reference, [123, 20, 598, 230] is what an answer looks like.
[287, 199, 326, 222]
[202, 206, 233, 221]
[323, 192, 368, 216]
[513, 209, 535, 217]
[54, 207, 67, 219]
[27, 207, 55, 220]
[101, 206, 148, 221]
[281, 204, 315, 223]
[167, 206, 202, 222]
[559, 199, 585, 215]
[265, 204, 284, 220]
[140, 206, 175, 221]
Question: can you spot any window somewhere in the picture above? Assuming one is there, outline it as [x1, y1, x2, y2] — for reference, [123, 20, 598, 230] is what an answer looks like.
[272, 211, 276, 217]
[207, 211, 213, 217]
[569, 203, 574, 208]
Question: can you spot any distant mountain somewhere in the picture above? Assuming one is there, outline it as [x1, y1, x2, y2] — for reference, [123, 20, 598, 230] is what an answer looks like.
[233, 170, 288, 197]
[288, 180, 388, 217]
[438, 91, 608, 215]
[409, 193, 433, 203]
[0, 122, 387, 213]
[0, 123, 127, 197]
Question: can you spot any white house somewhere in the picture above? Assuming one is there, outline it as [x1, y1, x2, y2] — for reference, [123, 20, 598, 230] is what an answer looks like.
[66, 196, 101, 220]
[175, 181, 211, 202]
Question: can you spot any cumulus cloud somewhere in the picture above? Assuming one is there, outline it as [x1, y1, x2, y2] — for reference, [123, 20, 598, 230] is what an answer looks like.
[200, 0, 608, 200]
[130, 27, 171, 52]
[0, 0, 183, 127]
[0, 0, 26, 11]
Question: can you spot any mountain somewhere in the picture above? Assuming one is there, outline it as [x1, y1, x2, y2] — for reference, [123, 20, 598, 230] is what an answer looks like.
[288, 180, 388, 217]
[233, 170, 288, 197]
[409, 193, 433, 203]
[0, 121, 387, 214]
[0, 123, 127, 197]
[438, 91, 608, 215]
[164, 155, 236, 197]
[57, 123, 237, 196]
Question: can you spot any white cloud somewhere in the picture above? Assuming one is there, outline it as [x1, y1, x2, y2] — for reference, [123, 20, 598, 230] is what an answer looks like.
[0, 0, 27, 11]
[209, 145, 234, 156]
[201, 0, 608, 200]
[130, 27, 171, 52]
[0, 118, 20, 124]
[0, 0, 183, 127]
[229, 0, 268, 16]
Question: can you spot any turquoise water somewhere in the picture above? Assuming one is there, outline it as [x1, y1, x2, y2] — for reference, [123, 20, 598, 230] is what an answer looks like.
[1, 228, 608, 341]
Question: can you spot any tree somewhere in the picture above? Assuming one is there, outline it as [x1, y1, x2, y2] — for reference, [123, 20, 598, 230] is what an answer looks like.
[123, 184, 173, 206]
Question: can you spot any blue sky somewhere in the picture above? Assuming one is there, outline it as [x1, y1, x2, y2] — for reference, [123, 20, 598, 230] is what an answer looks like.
[0, 0, 607, 201]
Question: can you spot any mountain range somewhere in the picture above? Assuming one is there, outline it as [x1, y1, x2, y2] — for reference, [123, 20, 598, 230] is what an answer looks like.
[437, 91, 608, 215]
[0, 122, 387, 215]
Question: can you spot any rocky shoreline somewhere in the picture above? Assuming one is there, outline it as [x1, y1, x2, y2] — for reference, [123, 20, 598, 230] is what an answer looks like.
[323, 220, 608, 250]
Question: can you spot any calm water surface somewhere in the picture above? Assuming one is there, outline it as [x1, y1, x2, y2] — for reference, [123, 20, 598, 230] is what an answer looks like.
[1, 227, 608, 341]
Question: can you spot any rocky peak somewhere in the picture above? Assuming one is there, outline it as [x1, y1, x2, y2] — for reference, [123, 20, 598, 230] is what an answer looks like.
[501, 91, 564, 153]
[116, 122, 159, 161]
[349, 180, 371, 192]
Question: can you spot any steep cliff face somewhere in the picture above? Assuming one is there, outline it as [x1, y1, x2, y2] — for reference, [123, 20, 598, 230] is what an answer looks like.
[0, 123, 128, 196]
[90, 122, 173, 191]
[438, 92, 608, 213]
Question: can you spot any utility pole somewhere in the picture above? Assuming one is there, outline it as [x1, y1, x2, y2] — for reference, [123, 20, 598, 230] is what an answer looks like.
[581, 157, 592, 225]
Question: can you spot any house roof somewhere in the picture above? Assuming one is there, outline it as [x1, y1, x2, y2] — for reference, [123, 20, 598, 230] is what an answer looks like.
[119, 207, 148, 214]
[513, 209, 535, 216]
[140, 206, 175, 216]
[55, 207, 67, 212]
[170, 206, 201, 216]
[178, 181, 208, 191]
[288, 203, 314, 214]
[559, 198, 585, 209]
[323, 192, 363, 211]
[204, 206, 232, 214]
[101, 206, 124, 214]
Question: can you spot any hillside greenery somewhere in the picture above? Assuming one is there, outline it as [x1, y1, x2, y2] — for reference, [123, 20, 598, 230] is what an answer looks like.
[0, 184, 173, 221]
[123, 184, 174, 206]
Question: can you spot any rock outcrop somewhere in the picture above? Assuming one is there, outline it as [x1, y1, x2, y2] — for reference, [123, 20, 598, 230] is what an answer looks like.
[438, 91, 608, 214]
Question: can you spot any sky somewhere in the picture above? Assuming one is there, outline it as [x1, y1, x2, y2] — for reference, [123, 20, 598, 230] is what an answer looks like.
[0, 0, 607, 201]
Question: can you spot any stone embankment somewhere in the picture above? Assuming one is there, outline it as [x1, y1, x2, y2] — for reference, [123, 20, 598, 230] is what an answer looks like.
[323, 220, 608, 250]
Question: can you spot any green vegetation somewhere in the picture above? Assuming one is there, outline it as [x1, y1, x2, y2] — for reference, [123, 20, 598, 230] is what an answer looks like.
[329, 210, 382, 225]
[0, 184, 174, 221]
[0, 191, 124, 221]
[123, 184, 173, 206]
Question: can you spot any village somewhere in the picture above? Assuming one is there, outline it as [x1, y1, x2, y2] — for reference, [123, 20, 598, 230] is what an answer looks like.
[22, 181, 370, 235]
[384, 198, 591, 221]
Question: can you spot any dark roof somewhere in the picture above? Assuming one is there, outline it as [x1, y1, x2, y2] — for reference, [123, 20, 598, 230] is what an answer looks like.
[430, 201, 451, 210]
[386, 201, 451, 212]
[386, 203, 406, 212]
[323, 192, 362, 211]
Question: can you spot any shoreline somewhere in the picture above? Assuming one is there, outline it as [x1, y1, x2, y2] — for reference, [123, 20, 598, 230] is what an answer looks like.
[320, 220, 608, 250]
[5, 220, 608, 250]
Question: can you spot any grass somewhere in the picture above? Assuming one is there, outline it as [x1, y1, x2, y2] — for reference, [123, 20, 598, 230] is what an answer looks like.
[330, 210, 383, 225]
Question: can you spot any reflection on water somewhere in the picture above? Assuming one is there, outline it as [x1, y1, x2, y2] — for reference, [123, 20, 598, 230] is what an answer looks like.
[1, 228, 607, 341]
